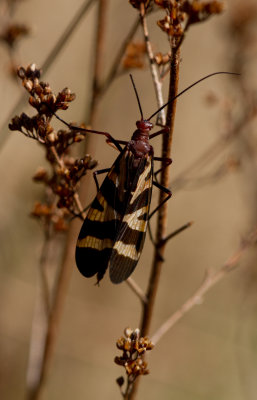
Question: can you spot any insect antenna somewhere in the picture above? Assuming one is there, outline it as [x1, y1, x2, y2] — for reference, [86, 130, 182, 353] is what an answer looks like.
[147, 71, 240, 121]
[130, 74, 144, 120]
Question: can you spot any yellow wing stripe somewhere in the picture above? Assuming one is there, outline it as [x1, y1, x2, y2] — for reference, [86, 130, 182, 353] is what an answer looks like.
[113, 241, 141, 261]
[77, 236, 113, 250]
[123, 205, 148, 231]
[130, 158, 152, 204]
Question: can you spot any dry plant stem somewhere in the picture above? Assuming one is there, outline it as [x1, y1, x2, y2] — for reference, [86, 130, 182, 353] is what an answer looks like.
[162, 221, 193, 244]
[173, 105, 254, 191]
[73, 192, 86, 219]
[49, 146, 65, 169]
[38, 231, 52, 316]
[27, 229, 52, 399]
[27, 3, 109, 399]
[140, 3, 165, 125]
[151, 228, 257, 344]
[129, 49, 180, 400]
[28, 223, 79, 400]
[41, 0, 95, 74]
[141, 48, 180, 337]
[99, 17, 140, 96]
[88, 0, 108, 123]
[126, 277, 148, 304]
[0, 0, 95, 150]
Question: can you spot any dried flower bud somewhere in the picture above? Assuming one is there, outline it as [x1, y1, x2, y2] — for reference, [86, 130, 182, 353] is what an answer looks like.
[10, 64, 98, 224]
[129, 0, 150, 10]
[116, 376, 124, 387]
[53, 217, 68, 232]
[47, 132, 56, 143]
[154, 0, 170, 8]
[31, 202, 52, 217]
[115, 328, 153, 385]
[154, 52, 170, 65]
[123, 42, 146, 70]
[0, 23, 30, 47]
[33, 167, 48, 182]
[17, 67, 26, 79]
[74, 134, 85, 142]
[9, 115, 22, 131]
[181, 0, 224, 24]
[23, 79, 33, 92]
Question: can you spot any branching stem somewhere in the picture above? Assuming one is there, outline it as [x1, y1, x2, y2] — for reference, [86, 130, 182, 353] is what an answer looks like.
[151, 228, 257, 344]
[140, 3, 165, 125]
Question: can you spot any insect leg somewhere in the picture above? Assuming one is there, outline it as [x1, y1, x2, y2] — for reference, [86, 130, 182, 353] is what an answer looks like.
[106, 139, 128, 151]
[147, 181, 172, 261]
[70, 203, 92, 221]
[54, 112, 123, 151]
[149, 126, 170, 140]
[93, 168, 111, 191]
[147, 222, 165, 262]
[72, 168, 111, 221]
[148, 181, 172, 220]
[153, 156, 172, 182]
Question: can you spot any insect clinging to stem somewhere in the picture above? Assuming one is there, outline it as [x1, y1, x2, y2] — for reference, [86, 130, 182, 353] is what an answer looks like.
[55, 71, 239, 284]
[76, 74, 172, 284]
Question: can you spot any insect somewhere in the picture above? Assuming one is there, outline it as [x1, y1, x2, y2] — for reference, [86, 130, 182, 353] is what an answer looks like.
[56, 72, 238, 284]
[76, 76, 171, 284]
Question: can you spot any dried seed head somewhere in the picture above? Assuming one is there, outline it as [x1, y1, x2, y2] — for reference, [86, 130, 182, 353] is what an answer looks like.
[181, 0, 224, 24]
[115, 328, 154, 384]
[9, 64, 98, 226]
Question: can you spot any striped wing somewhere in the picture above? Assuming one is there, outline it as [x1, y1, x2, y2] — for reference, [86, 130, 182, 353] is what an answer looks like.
[75, 149, 127, 283]
[75, 148, 153, 284]
[109, 153, 153, 283]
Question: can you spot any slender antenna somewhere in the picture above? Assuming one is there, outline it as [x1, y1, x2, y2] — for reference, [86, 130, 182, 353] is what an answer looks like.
[147, 71, 240, 121]
[130, 74, 144, 120]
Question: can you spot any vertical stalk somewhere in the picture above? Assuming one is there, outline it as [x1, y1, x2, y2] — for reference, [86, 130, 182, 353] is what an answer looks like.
[27, 225, 78, 400]
[141, 48, 180, 337]
[26, 2, 109, 399]
[139, 3, 165, 125]
[88, 0, 108, 124]
[129, 48, 180, 400]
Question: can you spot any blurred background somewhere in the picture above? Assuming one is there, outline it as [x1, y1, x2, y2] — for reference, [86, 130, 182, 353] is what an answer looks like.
[0, 0, 257, 399]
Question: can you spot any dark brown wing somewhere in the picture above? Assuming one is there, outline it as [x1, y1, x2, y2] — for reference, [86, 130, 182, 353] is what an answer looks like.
[75, 148, 133, 283]
[109, 153, 153, 283]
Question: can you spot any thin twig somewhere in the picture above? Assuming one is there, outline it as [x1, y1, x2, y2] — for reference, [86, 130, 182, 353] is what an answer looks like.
[38, 230, 52, 316]
[27, 222, 79, 400]
[129, 46, 181, 400]
[49, 146, 65, 170]
[26, 2, 109, 399]
[140, 3, 165, 125]
[173, 104, 254, 191]
[88, 0, 108, 123]
[26, 229, 53, 399]
[126, 278, 148, 304]
[0, 0, 96, 150]
[140, 48, 180, 338]
[151, 228, 257, 344]
[73, 193, 86, 219]
[42, 0, 96, 76]
[161, 221, 193, 245]
[99, 17, 141, 96]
